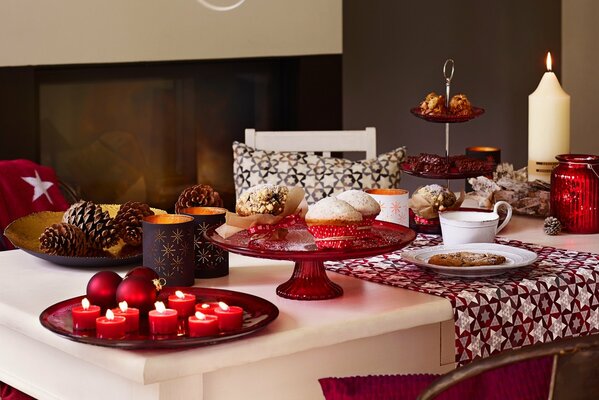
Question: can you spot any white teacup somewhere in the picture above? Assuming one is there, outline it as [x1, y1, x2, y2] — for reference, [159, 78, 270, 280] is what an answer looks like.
[439, 201, 513, 245]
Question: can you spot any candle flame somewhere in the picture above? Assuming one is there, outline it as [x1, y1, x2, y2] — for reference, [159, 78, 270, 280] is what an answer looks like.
[201, 303, 210, 309]
[81, 298, 90, 310]
[546, 52, 552, 71]
[106, 309, 115, 320]
[119, 301, 128, 312]
[195, 311, 206, 320]
[155, 301, 166, 313]
[218, 301, 229, 311]
[175, 290, 185, 299]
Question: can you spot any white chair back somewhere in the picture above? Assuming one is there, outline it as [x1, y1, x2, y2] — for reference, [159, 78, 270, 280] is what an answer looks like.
[244, 127, 377, 159]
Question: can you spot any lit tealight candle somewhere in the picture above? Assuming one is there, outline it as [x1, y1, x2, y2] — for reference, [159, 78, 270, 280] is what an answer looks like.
[213, 301, 243, 332]
[168, 290, 196, 318]
[528, 52, 570, 183]
[111, 301, 140, 332]
[195, 302, 220, 315]
[96, 309, 126, 339]
[188, 311, 219, 337]
[148, 301, 178, 335]
[71, 297, 101, 331]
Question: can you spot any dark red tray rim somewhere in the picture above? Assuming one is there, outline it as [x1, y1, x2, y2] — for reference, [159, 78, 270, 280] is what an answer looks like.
[206, 220, 417, 262]
[410, 106, 485, 123]
[39, 286, 279, 349]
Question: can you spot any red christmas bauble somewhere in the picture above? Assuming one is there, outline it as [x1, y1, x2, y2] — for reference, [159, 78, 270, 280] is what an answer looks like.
[116, 276, 158, 313]
[86, 271, 123, 309]
[125, 266, 160, 282]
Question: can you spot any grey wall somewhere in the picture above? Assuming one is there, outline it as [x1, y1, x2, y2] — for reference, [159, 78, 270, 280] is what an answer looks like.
[343, 0, 561, 192]
[563, 0, 599, 155]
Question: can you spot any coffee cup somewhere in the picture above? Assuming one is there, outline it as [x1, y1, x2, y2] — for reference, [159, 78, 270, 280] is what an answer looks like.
[439, 201, 513, 245]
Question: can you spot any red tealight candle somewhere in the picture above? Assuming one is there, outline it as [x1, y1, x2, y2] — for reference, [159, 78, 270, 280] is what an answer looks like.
[111, 301, 140, 332]
[168, 290, 196, 318]
[213, 302, 243, 332]
[195, 302, 220, 315]
[96, 309, 126, 339]
[148, 301, 178, 335]
[188, 311, 219, 337]
[71, 298, 101, 331]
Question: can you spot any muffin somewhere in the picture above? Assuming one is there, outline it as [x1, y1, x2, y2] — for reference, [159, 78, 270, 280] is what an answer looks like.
[449, 94, 473, 116]
[336, 190, 381, 223]
[419, 92, 447, 115]
[305, 197, 363, 249]
[236, 184, 289, 216]
[409, 184, 458, 224]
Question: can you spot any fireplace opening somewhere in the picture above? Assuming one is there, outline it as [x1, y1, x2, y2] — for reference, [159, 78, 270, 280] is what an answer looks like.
[0, 55, 341, 210]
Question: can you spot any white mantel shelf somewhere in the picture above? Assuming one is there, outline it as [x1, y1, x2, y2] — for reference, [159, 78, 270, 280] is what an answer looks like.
[1, 215, 598, 399]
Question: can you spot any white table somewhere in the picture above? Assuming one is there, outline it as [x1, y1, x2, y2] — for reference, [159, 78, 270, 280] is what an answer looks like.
[1, 215, 597, 400]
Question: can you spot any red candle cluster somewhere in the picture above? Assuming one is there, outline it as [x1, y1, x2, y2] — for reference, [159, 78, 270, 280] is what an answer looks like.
[71, 294, 245, 339]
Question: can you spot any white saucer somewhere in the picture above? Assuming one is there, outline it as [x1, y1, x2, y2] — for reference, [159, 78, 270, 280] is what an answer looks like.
[401, 243, 538, 278]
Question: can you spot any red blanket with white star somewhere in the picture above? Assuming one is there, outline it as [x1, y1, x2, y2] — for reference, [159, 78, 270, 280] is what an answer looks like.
[0, 159, 69, 250]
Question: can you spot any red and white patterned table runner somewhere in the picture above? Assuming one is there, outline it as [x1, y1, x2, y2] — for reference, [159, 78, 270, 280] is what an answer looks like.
[325, 235, 599, 365]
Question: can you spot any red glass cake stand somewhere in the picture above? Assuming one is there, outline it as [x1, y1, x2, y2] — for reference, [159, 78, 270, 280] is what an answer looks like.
[206, 221, 416, 301]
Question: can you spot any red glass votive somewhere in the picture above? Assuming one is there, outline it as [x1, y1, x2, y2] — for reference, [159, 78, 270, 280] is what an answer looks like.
[71, 298, 101, 331]
[551, 154, 599, 233]
[111, 303, 140, 333]
[148, 302, 178, 335]
[213, 302, 243, 332]
[195, 302, 220, 315]
[96, 310, 126, 339]
[168, 291, 196, 318]
[188, 312, 219, 337]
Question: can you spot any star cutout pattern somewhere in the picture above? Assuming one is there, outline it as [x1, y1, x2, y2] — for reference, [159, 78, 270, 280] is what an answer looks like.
[147, 225, 193, 283]
[21, 170, 54, 204]
[325, 235, 599, 366]
[233, 141, 406, 204]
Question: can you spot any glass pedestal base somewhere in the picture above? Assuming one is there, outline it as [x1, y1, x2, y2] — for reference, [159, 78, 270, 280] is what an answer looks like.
[276, 260, 343, 300]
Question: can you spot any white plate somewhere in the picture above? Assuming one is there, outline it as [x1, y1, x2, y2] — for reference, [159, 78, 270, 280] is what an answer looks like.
[401, 243, 538, 278]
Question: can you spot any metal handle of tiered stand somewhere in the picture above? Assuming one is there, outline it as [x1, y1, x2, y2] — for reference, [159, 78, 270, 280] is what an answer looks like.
[443, 59, 454, 189]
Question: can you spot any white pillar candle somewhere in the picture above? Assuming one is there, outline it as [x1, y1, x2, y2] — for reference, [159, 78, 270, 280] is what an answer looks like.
[528, 52, 570, 183]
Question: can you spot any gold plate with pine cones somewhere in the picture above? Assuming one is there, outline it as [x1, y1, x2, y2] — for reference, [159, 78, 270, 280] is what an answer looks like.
[4, 204, 166, 267]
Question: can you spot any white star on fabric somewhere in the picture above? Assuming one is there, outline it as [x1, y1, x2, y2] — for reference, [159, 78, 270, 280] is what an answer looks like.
[21, 170, 54, 204]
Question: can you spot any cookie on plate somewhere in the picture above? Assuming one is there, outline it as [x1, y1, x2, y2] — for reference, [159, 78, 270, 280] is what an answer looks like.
[428, 252, 506, 267]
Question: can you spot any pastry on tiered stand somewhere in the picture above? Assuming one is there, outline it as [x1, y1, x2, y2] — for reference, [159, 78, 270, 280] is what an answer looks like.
[408, 184, 463, 231]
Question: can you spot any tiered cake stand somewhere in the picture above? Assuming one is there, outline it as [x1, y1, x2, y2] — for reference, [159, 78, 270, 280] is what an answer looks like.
[403, 59, 490, 234]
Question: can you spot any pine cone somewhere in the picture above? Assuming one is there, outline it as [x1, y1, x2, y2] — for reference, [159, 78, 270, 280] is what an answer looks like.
[175, 184, 224, 213]
[39, 223, 89, 257]
[543, 216, 562, 236]
[113, 201, 155, 246]
[63, 200, 119, 249]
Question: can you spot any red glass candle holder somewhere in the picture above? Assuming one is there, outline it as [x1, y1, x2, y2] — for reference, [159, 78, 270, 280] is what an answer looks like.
[550, 154, 599, 233]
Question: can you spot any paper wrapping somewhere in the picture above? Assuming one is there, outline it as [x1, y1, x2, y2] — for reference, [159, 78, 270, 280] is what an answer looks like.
[216, 187, 308, 239]
[409, 191, 465, 220]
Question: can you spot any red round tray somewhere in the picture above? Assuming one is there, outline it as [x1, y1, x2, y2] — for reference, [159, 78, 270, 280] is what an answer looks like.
[206, 221, 416, 301]
[410, 106, 485, 123]
[39, 287, 278, 349]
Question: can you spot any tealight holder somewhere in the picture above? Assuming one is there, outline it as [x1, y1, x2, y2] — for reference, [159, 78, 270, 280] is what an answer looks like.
[179, 207, 229, 278]
[142, 214, 195, 286]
